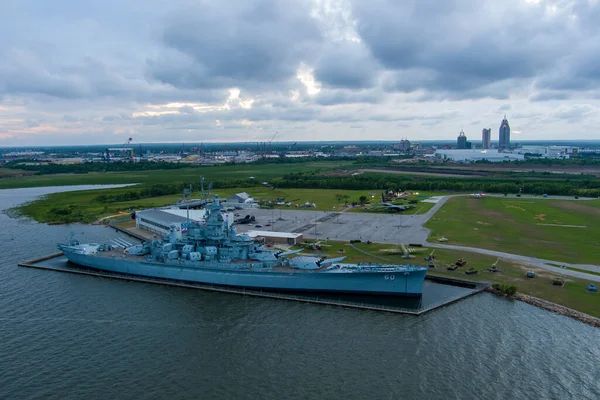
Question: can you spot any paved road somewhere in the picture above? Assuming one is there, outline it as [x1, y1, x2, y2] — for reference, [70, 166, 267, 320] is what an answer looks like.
[485, 194, 598, 201]
[426, 242, 600, 283]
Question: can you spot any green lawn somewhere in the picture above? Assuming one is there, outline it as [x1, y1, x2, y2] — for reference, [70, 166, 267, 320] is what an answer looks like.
[425, 196, 600, 264]
[303, 240, 600, 318]
[16, 186, 444, 224]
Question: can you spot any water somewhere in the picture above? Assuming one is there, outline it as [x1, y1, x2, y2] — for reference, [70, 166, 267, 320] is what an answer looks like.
[1, 186, 599, 400]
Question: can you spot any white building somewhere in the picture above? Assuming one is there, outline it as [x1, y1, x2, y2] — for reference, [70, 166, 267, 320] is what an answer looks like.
[221, 192, 258, 210]
[135, 208, 234, 238]
[227, 192, 254, 204]
[434, 149, 524, 162]
[516, 146, 578, 159]
[246, 230, 304, 245]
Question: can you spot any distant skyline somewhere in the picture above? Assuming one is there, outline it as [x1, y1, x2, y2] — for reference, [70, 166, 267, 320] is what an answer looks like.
[2, 0, 600, 146]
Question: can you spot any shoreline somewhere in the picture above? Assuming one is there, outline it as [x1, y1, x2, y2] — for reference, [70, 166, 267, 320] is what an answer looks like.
[486, 287, 600, 328]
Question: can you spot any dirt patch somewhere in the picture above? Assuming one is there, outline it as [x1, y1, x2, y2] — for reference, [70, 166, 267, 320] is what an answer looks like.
[514, 263, 556, 279]
[505, 205, 526, 211]
[360, 168, 483, 178]
[321, 169, 360, 177]
[428, 163, 600, 177]
[479, 208, 505, 218]
[550, 201, 600, 217]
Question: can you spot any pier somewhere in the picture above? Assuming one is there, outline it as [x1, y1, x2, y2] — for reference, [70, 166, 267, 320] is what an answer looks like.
[19, 253, 490, 316]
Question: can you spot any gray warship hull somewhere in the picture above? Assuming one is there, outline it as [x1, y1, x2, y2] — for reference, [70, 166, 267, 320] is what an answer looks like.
[62, 249, 427, 296]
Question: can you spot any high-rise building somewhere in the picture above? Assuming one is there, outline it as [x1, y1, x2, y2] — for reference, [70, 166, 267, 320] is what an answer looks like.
[498, 116, 510, 151]
[457, 130, 468, 149]
[399, 138, 411, 152]
[482, 128, 491, 149]
[393, 138, 411, 153]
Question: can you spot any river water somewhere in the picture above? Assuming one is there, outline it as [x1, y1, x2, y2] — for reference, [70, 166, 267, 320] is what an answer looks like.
[0, 186, 599, 400]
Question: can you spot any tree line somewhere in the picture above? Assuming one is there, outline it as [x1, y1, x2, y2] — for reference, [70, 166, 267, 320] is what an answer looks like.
[4, 160, 192, 174]
[274, 172, 600, 197]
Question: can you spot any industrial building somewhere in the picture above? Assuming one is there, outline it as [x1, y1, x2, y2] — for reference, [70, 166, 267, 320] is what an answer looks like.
[219, 192, 259, 210]
[227, 192, 254, 204]
[245, 230, 304, 245]
[135, 208, 234, 238]
[434, 149, 524, 162]
[515, 146, 578, 159]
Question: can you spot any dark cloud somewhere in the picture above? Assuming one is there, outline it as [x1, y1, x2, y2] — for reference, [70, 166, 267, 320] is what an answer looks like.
[0, 50, 228, 105]
[314, 42, 378, 89]
[352, 0, 580, 98]
[148, 0, 322, 90]
[530, 91, 572, 102]
[314, 89, 381, 106]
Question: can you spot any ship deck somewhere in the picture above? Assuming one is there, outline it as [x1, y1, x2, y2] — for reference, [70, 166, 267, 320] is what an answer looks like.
[18, 252, 491, 316]
[98, 248, 331, 273]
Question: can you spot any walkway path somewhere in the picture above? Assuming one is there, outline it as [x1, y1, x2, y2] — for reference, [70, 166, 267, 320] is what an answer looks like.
[421, 195, 600, 282]
[426, 242, 600, 283]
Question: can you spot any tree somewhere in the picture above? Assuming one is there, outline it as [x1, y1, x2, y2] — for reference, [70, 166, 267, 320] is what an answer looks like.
[359, 195, 368, 205]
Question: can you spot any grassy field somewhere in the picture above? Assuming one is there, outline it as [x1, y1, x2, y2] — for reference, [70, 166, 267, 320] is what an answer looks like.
[301, 240, 600, 318]
[0, 168, 36, 178]
[425, 196, 600, 265]
[0, 161, 353, 189]
[17, 186, 443, 224]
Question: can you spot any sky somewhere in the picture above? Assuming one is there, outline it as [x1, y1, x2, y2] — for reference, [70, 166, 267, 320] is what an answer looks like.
[1, 0, 600, 146]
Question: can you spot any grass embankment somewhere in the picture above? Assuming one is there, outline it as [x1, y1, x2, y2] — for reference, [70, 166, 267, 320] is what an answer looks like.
[18, 186, 443, 224]
[425, 196, 600, 265]
[299, 240, 600, 318]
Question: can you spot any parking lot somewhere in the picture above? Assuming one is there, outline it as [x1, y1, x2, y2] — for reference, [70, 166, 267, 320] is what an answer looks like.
[233, 208, 433, 244]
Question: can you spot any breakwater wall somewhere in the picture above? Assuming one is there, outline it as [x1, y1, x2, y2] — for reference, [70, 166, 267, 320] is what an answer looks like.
[486, 287, 600, 328]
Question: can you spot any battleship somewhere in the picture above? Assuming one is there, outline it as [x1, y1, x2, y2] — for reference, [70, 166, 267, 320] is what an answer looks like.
[58, 196, 428, 296]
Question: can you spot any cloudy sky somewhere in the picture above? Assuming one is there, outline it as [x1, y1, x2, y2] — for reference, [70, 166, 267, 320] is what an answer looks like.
[1, 0, 600, 146]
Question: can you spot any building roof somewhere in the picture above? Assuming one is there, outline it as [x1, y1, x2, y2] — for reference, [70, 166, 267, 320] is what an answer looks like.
[136, 209, 190, 224]
[434, 149, 524, 160]
[137, 208, 235, 226]
[162, 209, 207, 220]
[246, 230, 303, 239]
[229, 192, 250, 200]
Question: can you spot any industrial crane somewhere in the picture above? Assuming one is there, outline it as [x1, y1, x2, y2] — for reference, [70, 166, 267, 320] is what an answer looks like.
[267, 131, 278, 157]
[105, 137, 134, 162]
